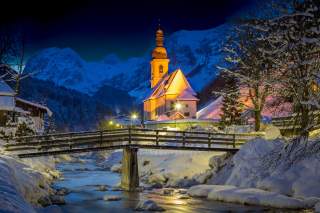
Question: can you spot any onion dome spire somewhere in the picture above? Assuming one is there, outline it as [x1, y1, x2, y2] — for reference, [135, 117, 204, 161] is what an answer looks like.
[152, 21, 168, 59]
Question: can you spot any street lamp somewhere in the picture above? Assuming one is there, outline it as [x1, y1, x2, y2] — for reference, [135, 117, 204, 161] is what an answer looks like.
[130, 113, 138, 127]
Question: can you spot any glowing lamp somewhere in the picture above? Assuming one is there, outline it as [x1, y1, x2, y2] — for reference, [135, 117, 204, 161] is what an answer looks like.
[174, 102, 182, 111]
[131, 113, 138, 120]
[108, 120, 114, 125]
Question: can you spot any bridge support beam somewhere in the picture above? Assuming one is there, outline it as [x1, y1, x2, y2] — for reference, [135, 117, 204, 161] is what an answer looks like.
[121, 147, 139, 191]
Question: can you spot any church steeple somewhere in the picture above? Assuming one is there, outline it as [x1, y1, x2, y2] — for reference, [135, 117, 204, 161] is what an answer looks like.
[150, 25, 170, 88]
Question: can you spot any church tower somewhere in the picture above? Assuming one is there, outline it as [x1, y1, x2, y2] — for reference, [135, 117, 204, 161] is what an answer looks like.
[150, 26, 170, 88]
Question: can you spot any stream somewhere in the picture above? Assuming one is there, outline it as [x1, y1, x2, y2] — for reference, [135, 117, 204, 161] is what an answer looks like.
[52, 158, 272, 212]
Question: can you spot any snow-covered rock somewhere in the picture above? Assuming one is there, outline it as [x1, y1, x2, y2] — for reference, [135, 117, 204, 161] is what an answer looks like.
[103, 195, 122, 201]
[188, 185, 236, 198]
[207, 186, 307, 209]
[135, 200, 165, 211]
[315, 202, 320, 213]
[0, 154, 58, 212]
[208, 137, 320, 200]
[138, 150, 219, 188]
[188, 184, 308, 209]
[110, 163, 122, 173]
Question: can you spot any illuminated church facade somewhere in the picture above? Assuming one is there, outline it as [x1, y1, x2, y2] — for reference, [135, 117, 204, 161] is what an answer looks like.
[143, 27, 199, 121]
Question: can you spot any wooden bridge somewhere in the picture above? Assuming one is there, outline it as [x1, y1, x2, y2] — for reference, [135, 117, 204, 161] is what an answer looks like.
[4, 128, 262, 191]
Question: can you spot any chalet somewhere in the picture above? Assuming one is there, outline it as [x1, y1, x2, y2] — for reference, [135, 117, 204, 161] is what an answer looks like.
[0, 79, 52, 133]
[143, 27, 199, 121]
[197, 88, 292, 123]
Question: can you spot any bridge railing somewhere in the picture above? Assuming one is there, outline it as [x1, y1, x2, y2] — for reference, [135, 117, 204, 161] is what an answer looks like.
[4, 128, 264, 157]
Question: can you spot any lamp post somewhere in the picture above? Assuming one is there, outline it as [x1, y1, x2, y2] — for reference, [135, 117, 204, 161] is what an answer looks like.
[130, 113, 138, 128]
[108, 120, 114, 130]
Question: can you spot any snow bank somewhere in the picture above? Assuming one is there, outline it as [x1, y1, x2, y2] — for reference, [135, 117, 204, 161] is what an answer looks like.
[139, 150, 220, 187]
[0, 155, 59, 212]
[188, 185, 307, 209]
[101, 149, 222, 188]
[188, 184, 236, 197]
[0, 139, 61, 212]
[208, 187, 306, 209]
[207, 137, 320, 204]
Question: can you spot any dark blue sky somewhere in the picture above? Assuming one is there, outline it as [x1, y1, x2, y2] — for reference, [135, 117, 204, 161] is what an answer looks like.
[1, 0, 253, 60]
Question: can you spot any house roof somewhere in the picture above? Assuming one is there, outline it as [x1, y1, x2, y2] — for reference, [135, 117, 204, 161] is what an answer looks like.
[144, 69, 198, 101]
[196, 87, 293, 120]
[16, 98, 53, 117]
[0, 80, 15, 96]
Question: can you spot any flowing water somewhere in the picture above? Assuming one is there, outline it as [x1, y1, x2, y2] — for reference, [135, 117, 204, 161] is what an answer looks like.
[53, 159, 271, 213]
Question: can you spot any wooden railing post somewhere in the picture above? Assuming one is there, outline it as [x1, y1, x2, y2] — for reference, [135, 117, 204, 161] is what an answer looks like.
[155, 130, 159, 146]
[233, 134, 236, 148]
[208, 132, 211, 148]
[100, 130, 103, 146]
[128, 128, 132, 145]
[182, 132, 186, 147]
[69, 133, 73, 150]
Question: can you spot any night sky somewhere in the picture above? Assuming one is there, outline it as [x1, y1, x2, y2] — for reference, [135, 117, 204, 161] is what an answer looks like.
[1, 0, 253, 60]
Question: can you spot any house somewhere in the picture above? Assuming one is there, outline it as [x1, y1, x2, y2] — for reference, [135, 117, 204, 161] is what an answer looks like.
[197, 87, 292, 122]
[0, 79, 52, 133]
[143, 27, 199, 121]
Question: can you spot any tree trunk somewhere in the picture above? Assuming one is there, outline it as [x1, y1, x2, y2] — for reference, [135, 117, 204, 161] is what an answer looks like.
[300, 106, 310, 138]
[254, 109, 261, 131]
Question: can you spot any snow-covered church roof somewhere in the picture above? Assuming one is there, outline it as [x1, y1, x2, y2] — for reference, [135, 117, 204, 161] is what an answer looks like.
[144, 69, 198, 101]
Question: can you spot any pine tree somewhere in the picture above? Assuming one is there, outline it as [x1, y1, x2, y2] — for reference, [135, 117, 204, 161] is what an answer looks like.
[220, 75, 243, 128]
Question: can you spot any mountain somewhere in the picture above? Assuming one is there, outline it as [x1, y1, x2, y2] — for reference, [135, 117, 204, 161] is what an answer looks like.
[24, 23, 233, 102]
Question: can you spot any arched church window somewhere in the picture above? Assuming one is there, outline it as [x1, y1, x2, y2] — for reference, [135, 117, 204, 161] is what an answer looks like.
[159, 65, 163, 73]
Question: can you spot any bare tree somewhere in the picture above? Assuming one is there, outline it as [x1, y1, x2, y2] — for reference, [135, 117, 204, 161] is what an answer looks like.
[218, 20, 280, 131]
[268, 0, 320, 138]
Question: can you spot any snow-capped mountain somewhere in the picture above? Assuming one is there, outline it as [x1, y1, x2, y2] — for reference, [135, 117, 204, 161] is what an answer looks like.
[24, 23, 233, 101]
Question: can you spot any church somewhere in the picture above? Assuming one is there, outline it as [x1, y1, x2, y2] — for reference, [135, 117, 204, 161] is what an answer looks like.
[143, 27, 198, 121]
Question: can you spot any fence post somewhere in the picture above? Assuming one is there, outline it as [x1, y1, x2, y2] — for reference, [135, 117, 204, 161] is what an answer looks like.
[182, 132, 186, 147]
[100, 130, 103, 146]
[128, 128, 131, 145]
[155, 130, 159, 146]
[233, 134, 236, 148]
[208, 132, 211, 148]
[69, 133, 73, 150]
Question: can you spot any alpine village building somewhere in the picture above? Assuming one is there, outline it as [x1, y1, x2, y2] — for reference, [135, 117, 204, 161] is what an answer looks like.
[143, 27, 199, 121]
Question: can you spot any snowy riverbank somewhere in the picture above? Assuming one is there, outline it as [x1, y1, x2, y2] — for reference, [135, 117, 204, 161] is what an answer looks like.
[0, 141, 75, 213]
[189, 138, 320, 210]
[101, 137, 320, 211]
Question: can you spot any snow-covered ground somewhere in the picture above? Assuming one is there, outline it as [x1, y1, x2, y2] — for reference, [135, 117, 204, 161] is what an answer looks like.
[187, 138, 320, 210]
[101, 149, 223, 188]
[0, 141, 63, 212]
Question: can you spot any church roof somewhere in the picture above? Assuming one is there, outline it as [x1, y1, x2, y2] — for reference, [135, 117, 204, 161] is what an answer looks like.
[144, 69, 198, 101]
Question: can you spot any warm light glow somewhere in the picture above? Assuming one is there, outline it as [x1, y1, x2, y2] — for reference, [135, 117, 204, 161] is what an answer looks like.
[175, 102, 182, 111]
[108, 120, 114, 125]
[131, 113, 138, 120]
[116, 123, 120, 128]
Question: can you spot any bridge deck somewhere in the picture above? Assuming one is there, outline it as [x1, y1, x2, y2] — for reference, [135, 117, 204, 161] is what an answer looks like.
[4, 128, 263, 158]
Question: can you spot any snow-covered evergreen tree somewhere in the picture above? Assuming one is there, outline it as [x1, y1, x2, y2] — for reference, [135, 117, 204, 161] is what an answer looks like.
[219, 75, 243, 128]
[219, 19, 278, 131]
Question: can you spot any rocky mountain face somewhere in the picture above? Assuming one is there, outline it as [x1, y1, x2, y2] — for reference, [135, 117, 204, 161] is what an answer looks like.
[25, 23, 232, 99]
